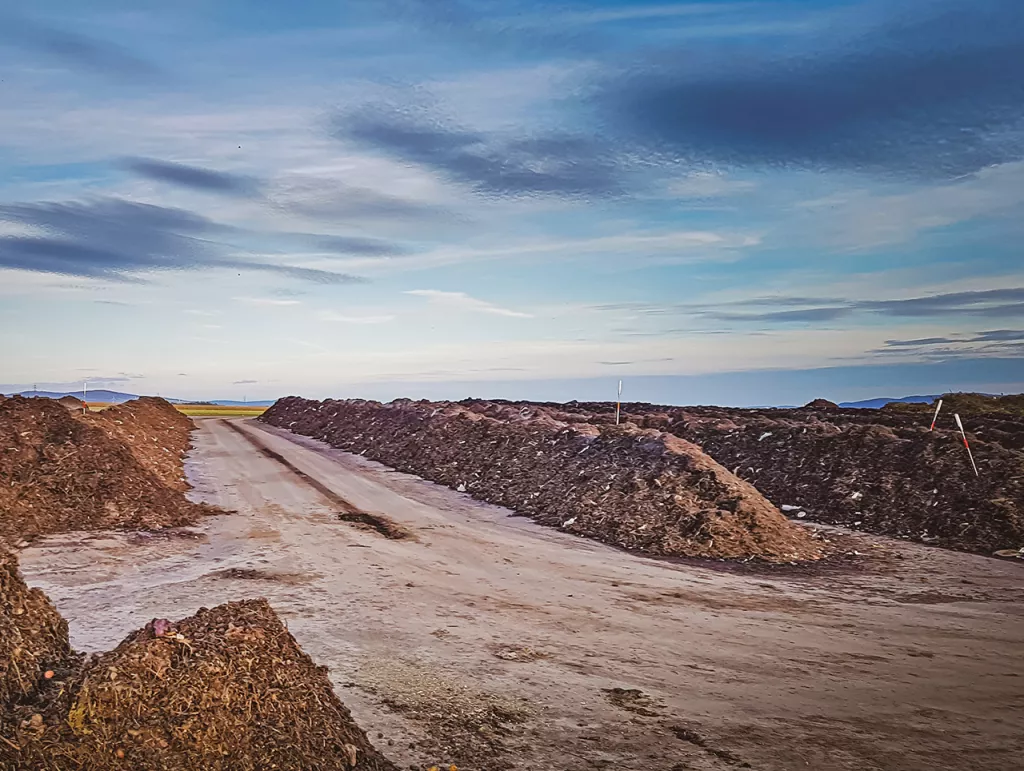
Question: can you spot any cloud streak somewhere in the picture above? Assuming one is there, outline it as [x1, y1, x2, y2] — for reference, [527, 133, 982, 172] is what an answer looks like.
[1, 15, 162, 81]
[336, 109, 622, 198]
[0, 198, 366, 284]
[123, 158, 260, 196]
[406, 289, 533, 318]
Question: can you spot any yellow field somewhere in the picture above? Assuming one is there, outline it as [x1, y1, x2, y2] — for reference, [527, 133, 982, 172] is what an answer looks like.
[82, 402, 268, 418]
[174, 405, 268, 418]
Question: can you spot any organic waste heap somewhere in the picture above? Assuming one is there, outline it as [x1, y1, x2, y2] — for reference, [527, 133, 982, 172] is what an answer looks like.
[0, 396, 215, 544]
[469, 396, 1024, 555]
[261, 397, 826, 562]
[0, 547, 397, 771]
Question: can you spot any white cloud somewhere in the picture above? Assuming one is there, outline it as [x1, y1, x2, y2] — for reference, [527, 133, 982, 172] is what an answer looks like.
[793, 161, 1024, 250]
[319, 311, 395, 325]
[405, 289, 533, 318]
[232, 296, 302, 306]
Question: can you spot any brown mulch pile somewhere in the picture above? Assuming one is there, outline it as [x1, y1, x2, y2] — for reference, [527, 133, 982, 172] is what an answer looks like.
[1, 548, 398, 770]
[0, 546, 76, 711]
[261, 397, 825, 562]
[0, 396, 215, 544]
[488, 398, 1024, 555]
[84, 397, 197, 492]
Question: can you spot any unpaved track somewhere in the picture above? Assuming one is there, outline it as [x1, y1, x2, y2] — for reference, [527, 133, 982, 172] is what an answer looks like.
[18, 418, 1024, 771]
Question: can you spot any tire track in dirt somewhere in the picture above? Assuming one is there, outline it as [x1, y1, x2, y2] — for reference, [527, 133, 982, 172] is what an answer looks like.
[222, 420, 412, 540]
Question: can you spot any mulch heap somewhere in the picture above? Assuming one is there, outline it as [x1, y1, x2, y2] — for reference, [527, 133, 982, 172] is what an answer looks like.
[0, 396, 216, 545]
[261, 397, 826, 562]
[1, 547, 398, 771]
[84, 397, 198, 492]
[0, 547, 75, 713]
[520, 397, 1024, 556]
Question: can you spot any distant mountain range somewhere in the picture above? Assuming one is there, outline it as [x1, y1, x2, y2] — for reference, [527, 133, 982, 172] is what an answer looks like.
[838, 394, 940, 409]
[3, 389, 277, 407]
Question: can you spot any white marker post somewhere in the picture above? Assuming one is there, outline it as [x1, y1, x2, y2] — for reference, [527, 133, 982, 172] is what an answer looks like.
[954, 413, 979, 477]
[929, 398, 943, 431]
[83, 381, 88, 414]
[615, 380, 622, 425]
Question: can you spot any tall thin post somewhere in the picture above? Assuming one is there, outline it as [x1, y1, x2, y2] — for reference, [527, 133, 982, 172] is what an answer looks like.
[83, 381, 87, 414]
[954, 413, 979, 477]
[929, 399, 943, 431]
[615, 380, 622, 425]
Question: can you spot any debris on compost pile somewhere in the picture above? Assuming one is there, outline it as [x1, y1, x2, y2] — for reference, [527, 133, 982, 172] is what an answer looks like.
[1, 587, 399, 771]
[0, 396, 215, 544]
[261, 397, 826, 562]
[0, 545, 75, 713]
[506, 397, 1024, 555]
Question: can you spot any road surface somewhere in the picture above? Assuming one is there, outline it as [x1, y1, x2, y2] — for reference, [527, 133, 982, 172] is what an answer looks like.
[19, 418, 1024, 770]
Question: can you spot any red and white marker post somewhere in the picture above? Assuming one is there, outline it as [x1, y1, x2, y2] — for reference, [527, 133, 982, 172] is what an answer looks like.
[954, 413, 979, 477]
[929, 398, 943, 431]
[615, 380, 622, 425]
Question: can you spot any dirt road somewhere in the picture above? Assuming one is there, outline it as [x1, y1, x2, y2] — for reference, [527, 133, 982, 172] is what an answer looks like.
[18, 418, 1024, 770]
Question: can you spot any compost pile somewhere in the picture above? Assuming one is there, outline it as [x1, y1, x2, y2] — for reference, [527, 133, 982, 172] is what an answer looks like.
[84, 397, 198, 491]
[0, 546, 75, 711]
[471, 397, 1024, 555]
[0, 396, 213, 544]
[261, 397, 825, 562]
[1, 549, 397, 771]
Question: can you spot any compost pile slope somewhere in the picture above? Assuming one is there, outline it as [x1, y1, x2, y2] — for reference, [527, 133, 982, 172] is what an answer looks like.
[0, 396, 213, 544]
[0, 546, 75, 711]
[261, 397, 825, 562]
[1, 550, 397, 771]
[478, 398, 1024, 555]
[84, 397, 197, 491]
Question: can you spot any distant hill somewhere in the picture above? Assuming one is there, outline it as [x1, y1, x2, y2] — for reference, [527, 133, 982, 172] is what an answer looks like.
[838, 395, 940, 409]
[3, 390, 275, 406]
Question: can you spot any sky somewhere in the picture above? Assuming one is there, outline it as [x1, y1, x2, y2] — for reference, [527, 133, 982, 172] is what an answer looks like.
[1, 0, 1023, 406]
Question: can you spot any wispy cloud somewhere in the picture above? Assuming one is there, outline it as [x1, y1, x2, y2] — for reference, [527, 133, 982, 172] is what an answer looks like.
[336, 107, 623, 198]
[0, 197, 366, 284]
[319, 311, 396, 324]
[406, 289, 533, 318]
[123, 157, 260, 196]
[701, 287, 1024, 324]
[599, 0, 1024, 178]
[233, 297, 303, 306]
[0, 15, 163, 81]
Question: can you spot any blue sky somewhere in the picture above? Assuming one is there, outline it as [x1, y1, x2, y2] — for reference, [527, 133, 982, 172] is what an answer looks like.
[1, 0, 1022, 405]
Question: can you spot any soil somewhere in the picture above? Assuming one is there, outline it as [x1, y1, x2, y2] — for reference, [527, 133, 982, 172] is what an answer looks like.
[16, 418, 1023, 771]
[259, 398, 825, 563]
[0, 396, 216, 545]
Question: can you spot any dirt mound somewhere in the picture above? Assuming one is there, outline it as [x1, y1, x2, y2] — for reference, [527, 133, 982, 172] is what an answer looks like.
[0, 396, 213, 544]
[262, 398, 825, 562]
[511, 399, 1024, 555]
[803, 398, 838, 409]
[2, 549, 398, 771]
[85, 397, 196, 491]
[57, 395, 84, 411]
[0, 546, 74, 710]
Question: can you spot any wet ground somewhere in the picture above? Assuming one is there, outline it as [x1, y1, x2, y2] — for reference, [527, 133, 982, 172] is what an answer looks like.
[17, 418, 1024, 771]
